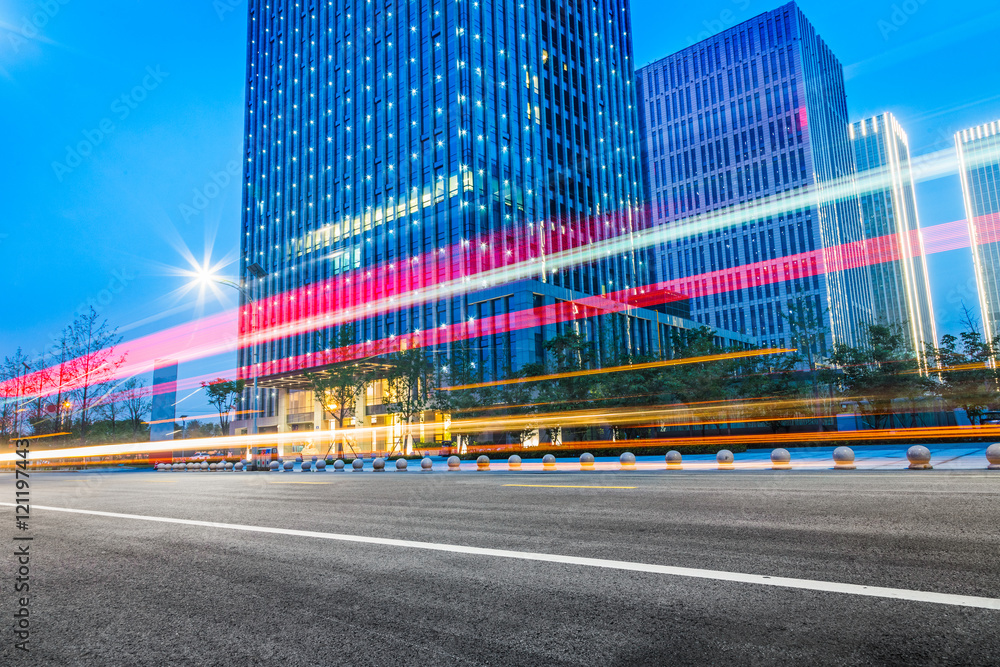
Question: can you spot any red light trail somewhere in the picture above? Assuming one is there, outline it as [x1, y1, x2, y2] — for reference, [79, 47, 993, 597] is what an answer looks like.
[2, 212, 996, 401]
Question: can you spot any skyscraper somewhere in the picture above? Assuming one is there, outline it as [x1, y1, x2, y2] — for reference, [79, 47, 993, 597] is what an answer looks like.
[233, 0, 750, 446]
[956, 120, 1000, 343]
[636, 2, 872, 355]
[850, 113, 936, 364]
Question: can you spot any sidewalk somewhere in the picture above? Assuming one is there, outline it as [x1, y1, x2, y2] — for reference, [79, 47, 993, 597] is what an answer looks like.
[271, 443, 998, 472]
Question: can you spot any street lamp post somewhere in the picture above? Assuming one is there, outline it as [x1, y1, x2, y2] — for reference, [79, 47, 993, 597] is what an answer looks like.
[209, 262, 267, 467]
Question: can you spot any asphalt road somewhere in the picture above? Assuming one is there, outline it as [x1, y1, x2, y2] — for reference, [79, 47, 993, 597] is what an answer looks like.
[3, 468, 999, 666]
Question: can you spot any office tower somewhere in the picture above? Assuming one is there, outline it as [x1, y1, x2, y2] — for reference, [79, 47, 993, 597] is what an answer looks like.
[850, 113, 936, 365]
[636, 1, 873, 356]
[233, 0, 749, 445]
[956, 120, 1000, 342]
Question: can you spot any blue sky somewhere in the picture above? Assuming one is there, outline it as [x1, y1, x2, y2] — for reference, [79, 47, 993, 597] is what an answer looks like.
[1, 0, 998, 413]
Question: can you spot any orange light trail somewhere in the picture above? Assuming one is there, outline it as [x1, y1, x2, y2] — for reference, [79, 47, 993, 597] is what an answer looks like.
[438, 347, 797, 391]
[7, 432, 72, 442]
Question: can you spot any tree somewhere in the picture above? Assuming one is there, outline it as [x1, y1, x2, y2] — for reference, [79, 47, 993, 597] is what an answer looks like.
[926, 325, 1000, 425]
[95, 388, 124, 439]
[590, 351, 662, 441]
[2, 349, 33, 437]
[782, 289, 832, 431]
[202, 378, 247, 434]
[49, 328, 75, 435]
[121, 376, 152, 437]
[384, 347, 432, 455]
[65, 307, 127, 441]
[306, 329, 370, 456]
[657, 326, 734, 437]
[432, 344, 487, 453]
[534, 330, 595, 444]
[732, 350, 806, 433]
[23, 358, 53, 435]
[184, 420, 222, 438]
[826, 324, 933, 430]
[0, 365, 13, 439]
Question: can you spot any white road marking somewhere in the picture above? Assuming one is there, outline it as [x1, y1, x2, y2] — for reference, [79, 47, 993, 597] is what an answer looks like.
[4, 502, 999, 611]
[503, 484, 636, 489]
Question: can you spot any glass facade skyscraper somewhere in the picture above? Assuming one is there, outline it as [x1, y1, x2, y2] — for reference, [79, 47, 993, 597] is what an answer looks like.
[233, 0, 749, 443]
[850, 113, 936, 365]
[957, 119, 1000, 342]
[636, 1, 873, 355]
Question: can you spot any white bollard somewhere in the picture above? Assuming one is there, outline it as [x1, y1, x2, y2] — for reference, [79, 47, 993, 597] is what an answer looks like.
[301, 460, 312, 472]
[447, 455, 461, 471]
[315, 459, 327, 471]
[421, 457, 433, 472]
[395, 458, 408, 471]
[373, 457, 385, 472]
[986, 443, 1000, 470]
[508, 455, 522, 470]
[832, 446, 856, 470]
[269, 461, 279, 471]
[716, 449, 734, 469]
[352, 458, 364, 471]
[476, 455, 491, 471]
[579, 452, 595, 470]
[542, 454, 557, 471]
[770, 448, 791, 470]
[665, 450, 682, 469]
[283, 461, 294, 472]
[906, 445, 932, 470]
[619, 452, 636, 470]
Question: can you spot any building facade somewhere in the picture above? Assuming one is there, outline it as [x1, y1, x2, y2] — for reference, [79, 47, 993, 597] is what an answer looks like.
[636, 1, 873, 356]
[850, 113, 936, 365]
[956, 120, 1000, 343]
[232, 0, 751, 450]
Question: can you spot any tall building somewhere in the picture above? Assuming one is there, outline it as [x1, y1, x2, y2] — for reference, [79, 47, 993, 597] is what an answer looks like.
[850, 113, 936, 364]
[233, 0, 751, 449]
[636, 1, 873, 356]
[956, 120, 1000, 342]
